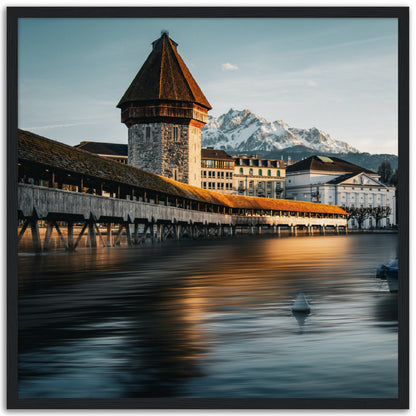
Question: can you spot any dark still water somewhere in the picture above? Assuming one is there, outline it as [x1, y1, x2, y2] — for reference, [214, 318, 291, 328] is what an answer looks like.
[18, 234, 398, 399]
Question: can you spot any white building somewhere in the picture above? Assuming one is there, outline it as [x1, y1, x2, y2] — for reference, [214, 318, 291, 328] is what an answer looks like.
[233, 155, 286, 198]
[285, 156, 396, 229]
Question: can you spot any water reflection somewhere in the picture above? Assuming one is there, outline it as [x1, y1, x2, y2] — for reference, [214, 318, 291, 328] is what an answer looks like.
[18, 234, 398, 398]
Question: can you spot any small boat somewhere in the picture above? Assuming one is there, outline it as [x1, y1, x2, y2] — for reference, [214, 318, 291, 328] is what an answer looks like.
[376, 258, 398, 292]
[376, 258, 398, 279]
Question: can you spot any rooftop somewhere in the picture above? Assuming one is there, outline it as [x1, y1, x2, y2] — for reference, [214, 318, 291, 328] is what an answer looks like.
[201, 148, 233, 161]
[75, 142, 128, 156]
[286, 155, 375, 175]
[18, 129, 347, 215]
[117, 32, 211, 110]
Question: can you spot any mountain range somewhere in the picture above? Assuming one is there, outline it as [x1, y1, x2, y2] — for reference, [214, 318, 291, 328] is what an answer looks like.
[201, 109, 397, 172]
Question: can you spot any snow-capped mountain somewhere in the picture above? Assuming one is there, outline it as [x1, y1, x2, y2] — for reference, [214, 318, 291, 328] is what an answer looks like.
[201, 108, 359, 154]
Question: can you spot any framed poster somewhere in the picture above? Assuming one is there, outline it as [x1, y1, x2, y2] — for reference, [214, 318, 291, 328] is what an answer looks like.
[7, 7, 409, 409]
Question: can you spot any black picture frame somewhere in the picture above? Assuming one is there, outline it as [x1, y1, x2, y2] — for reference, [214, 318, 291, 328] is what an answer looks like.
[7, 6, 409, 410]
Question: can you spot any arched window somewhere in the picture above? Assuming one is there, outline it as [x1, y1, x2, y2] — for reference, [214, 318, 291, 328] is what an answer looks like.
[258, 169, 262, 176]
[239, 167, 243, 174]
[249, 168, 253, 175]
[267, 169, 271, 177]
[277, 170, 280, 177]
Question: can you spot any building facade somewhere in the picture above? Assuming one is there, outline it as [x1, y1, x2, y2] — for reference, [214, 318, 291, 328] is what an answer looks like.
[233, 156, 286, 198]
[285, 155, 396, 228]
[201, 148, 235, 193]
[117, 31, 211, 187]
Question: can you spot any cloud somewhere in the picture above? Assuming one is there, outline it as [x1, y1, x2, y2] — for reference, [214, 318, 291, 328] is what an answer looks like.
[221, 62, 239, 71]
[22, 122, 97, 131]
[306, 80, 318, 87]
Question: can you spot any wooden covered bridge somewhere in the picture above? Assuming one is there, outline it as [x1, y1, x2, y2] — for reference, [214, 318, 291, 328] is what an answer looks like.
[17, 129, 348, 251]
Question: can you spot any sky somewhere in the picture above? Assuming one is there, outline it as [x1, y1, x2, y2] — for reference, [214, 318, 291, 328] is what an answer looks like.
[18, 17, 398, 154]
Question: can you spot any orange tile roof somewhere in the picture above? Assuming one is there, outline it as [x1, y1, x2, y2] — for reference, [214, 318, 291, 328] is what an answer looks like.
[18, 129, 347, 216]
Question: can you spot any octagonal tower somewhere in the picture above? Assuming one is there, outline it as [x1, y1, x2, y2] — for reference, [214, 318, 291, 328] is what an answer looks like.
[117, 31, 211, 186]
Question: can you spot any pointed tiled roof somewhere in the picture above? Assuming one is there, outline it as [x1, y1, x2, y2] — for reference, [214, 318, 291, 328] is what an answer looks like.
[117, 32, 211, 110]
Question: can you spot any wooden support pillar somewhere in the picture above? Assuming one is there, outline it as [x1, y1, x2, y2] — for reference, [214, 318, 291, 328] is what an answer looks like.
[156, 223, 162, 242]
[345, 226, 348, 235]
[175, 224, 180, 240]
[134, 223, 139, 244]
[73, 223, 88, 249]
[107, 223, 113, 246]
[114, 224, 124, 246]
[17, 219, 30, 243]
[277, 225, 281, 235]
[258, 225, 262, 234]
[321, 225, 326, 235]
[30, 219, 42, 252]
[88, 222, 97, 248]
[94, 223, 107, 247]
[290, 226, 294, 235]
[67, 221, 74, 250]
[53, 221, 68, 250]
[125, 223, 132, 246]
[150, 223, 156, 243]
[294, 225, 298, 236]
[43, 221, 54, 251]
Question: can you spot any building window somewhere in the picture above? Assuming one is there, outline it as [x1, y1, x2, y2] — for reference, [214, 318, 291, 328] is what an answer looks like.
[202, 182, 207, 189]
[239, 168, 243, 174]
[217, 171, 221, 179]
[259, 169, 262, 176]
[249, 168, 253, 175]
[267, 169, 271, 177]
[249, 181, 254, 188]
[173, 126, 179, 140]
[277, 170, 280, 177]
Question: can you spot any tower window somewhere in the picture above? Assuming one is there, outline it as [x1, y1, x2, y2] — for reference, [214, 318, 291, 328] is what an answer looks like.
[145, 126, 151, 142]
[173, 127, 179, 140]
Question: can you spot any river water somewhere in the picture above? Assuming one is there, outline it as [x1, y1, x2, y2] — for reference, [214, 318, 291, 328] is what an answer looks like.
[18, 233, 398, 399]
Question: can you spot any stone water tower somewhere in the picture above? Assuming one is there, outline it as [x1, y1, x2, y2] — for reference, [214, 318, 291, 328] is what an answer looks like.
[117, 31, 211, 186]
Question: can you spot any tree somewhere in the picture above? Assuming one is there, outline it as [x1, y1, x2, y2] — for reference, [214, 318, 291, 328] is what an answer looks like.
[377, 161, 393, 184]
[389, 169, 398, 186]
[369, 206, 392, 229]
[345, 206, 371, 229]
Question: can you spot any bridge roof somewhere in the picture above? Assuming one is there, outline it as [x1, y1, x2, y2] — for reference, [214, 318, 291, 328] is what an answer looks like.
[17, 129, 347, 216]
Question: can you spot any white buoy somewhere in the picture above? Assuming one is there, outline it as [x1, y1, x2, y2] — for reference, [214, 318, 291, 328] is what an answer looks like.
[292, 292, 311, 313]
